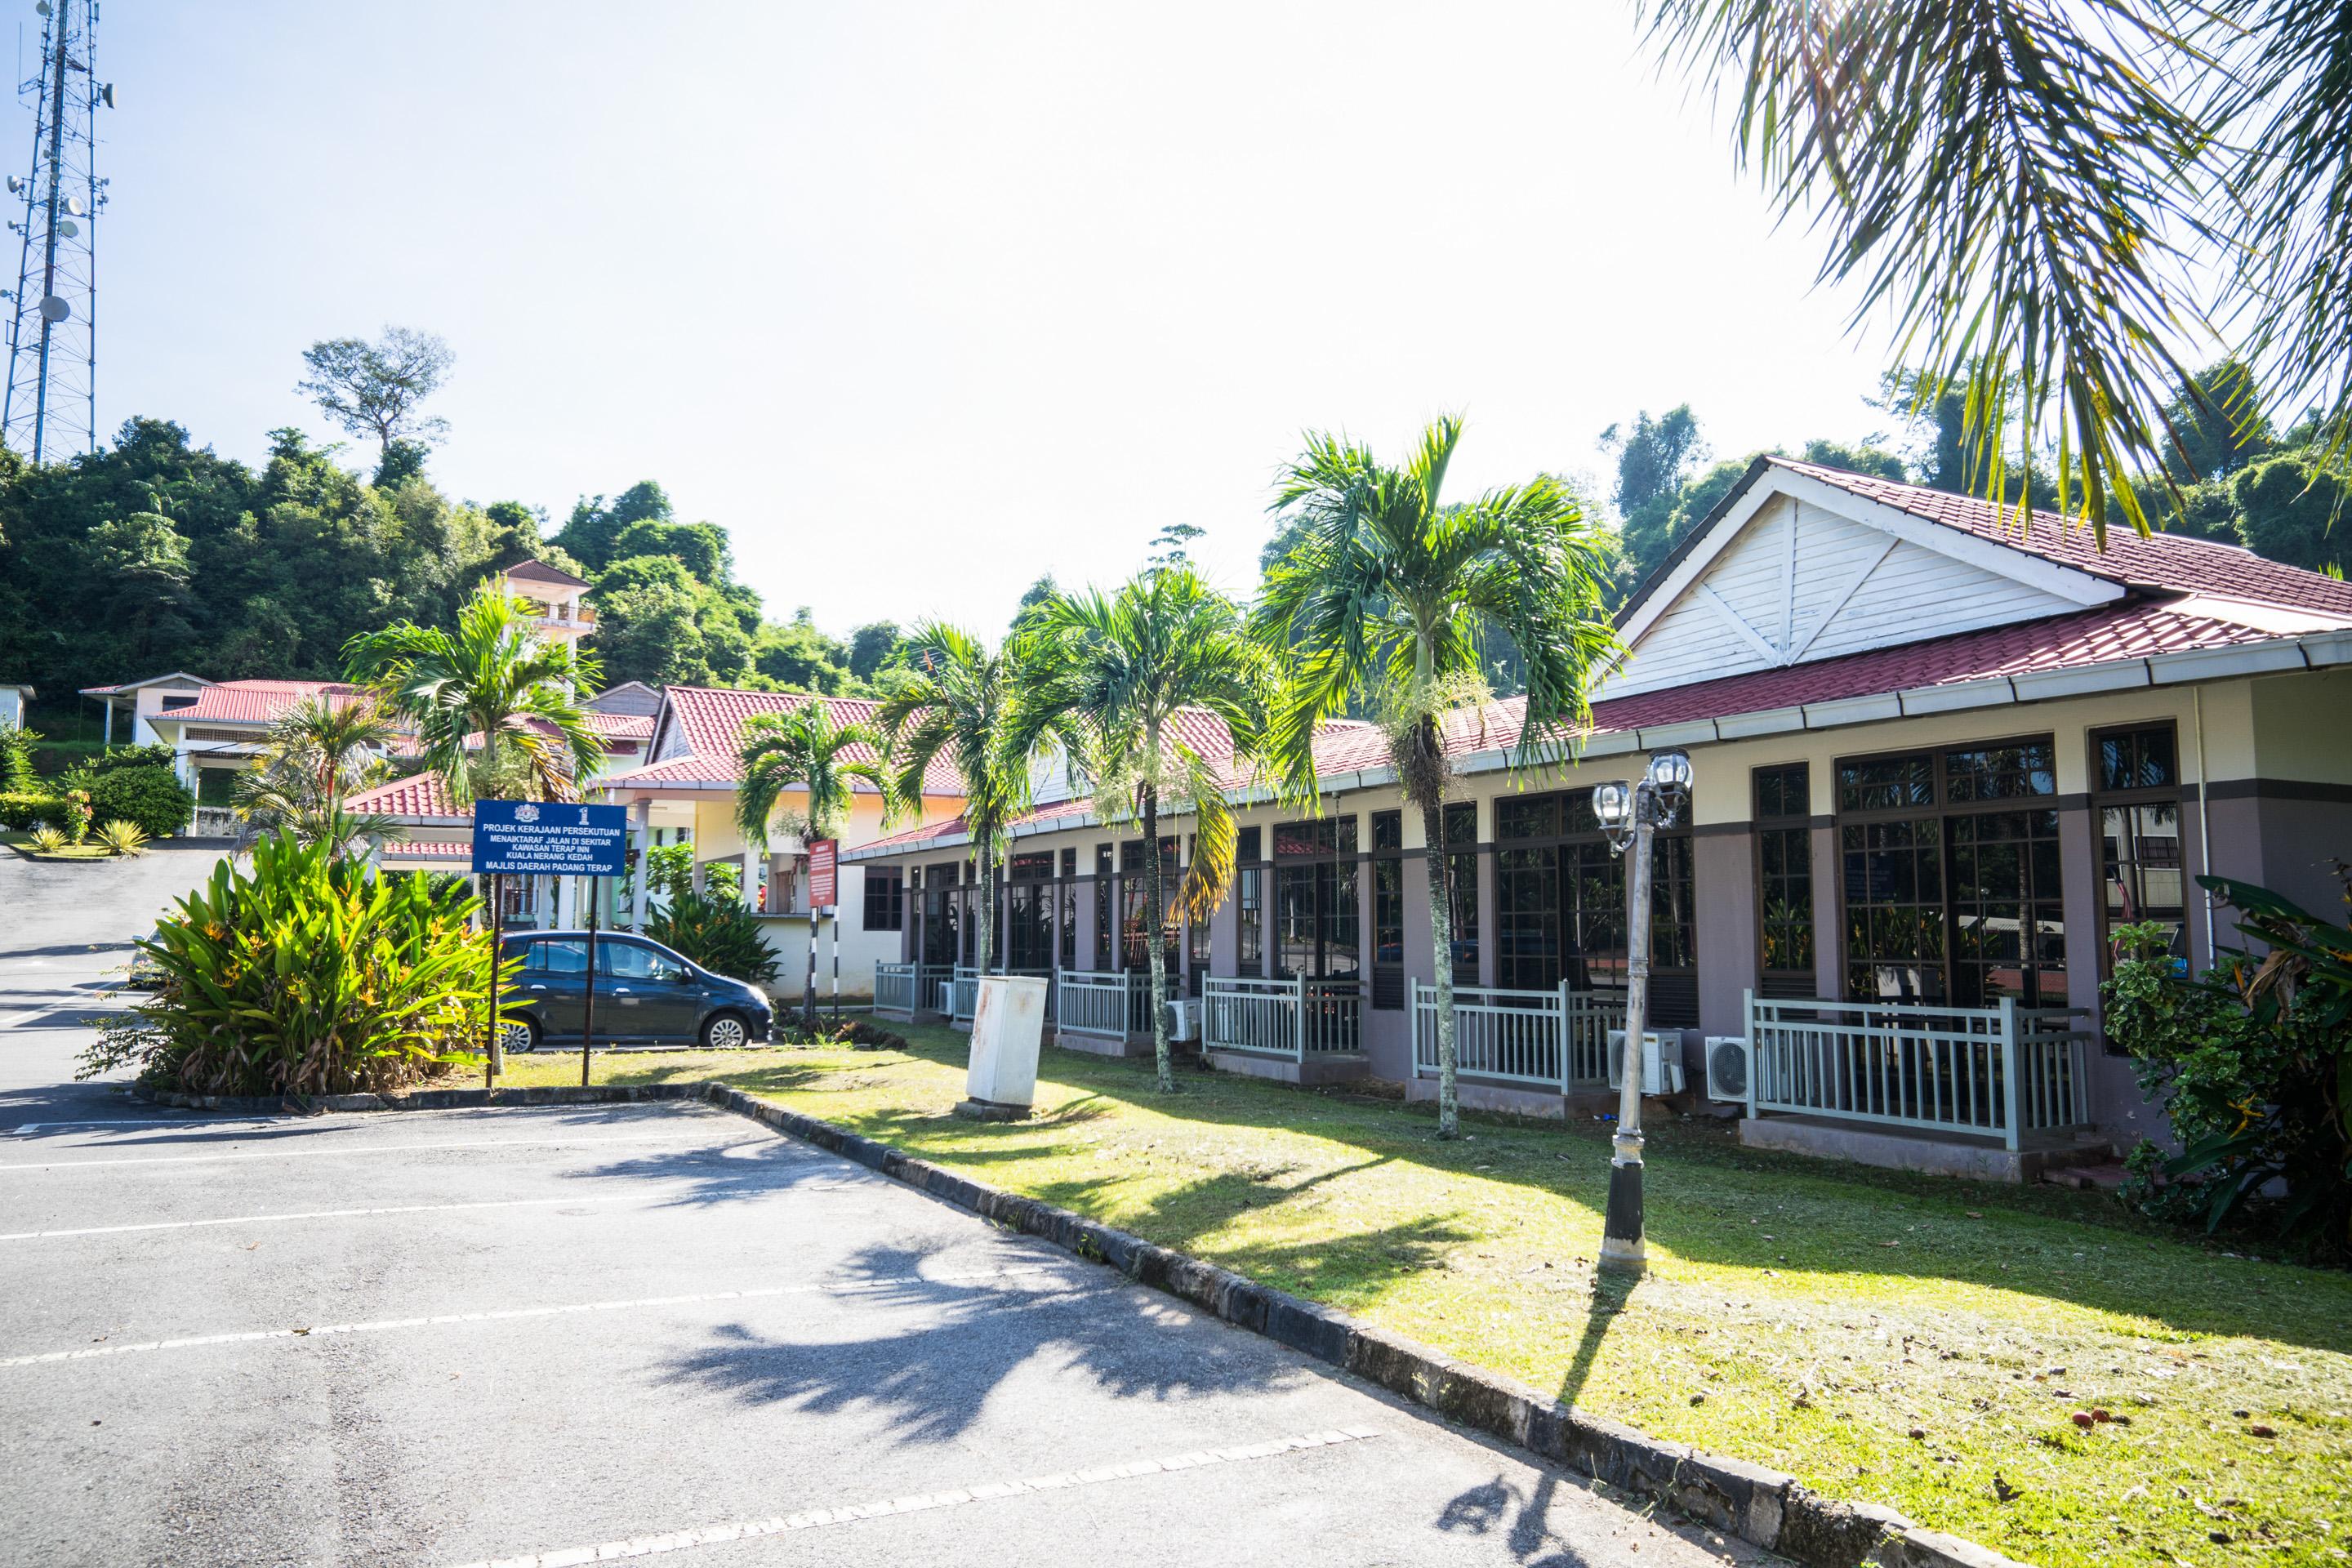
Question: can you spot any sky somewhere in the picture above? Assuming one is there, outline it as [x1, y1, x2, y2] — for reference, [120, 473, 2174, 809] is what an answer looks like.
[87, 0, 1901, 638]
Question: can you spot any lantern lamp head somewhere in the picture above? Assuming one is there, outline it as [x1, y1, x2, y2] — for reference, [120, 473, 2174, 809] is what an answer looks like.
[1592, 779, 1633, 831]
[1646, 749, 1694, 797]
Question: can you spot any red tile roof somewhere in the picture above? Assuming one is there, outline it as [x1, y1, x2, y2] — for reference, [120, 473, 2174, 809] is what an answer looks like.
[378, 837, 472, 860]
[1762, 457, 2352, 615]
[580, 710, 654, 741]
[345, 771, 460, 819]
[153, 680, 377, 727]
[599, 688, 964, 795]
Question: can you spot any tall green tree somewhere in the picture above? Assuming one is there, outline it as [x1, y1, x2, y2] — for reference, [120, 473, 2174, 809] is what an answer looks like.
[1602, 406, 1708, 590]
[1013, 567, 1274, 1094]
[343, 583, 605, 807]
[736, 701, 898, 1031]
[1254, 417, 1617, 1137]
[1641, 2, 2352, 538]
[875, 625, 1032, 993]
[296, 327, 454, 461]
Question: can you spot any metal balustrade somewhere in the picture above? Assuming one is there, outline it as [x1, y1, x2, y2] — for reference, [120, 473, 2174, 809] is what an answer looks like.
[874, 961, 921, 1017]
[1410, 982, 1626, 1091]
[1054, 969, 1147, 1040]
[1744, 993, 2094, 1150]
[1203, 974, 1365, 1061]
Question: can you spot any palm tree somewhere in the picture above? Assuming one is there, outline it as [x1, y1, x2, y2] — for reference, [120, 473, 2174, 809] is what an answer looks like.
[736, 700, 899, 1032]
[1638, 2, 2352, 539]
[343, 583, 604, 805]
[232, 697, 400, 858]
[1013, 567, 1274, 1094]
[1253, 416, 1615, 1137]
[873, 624, 1031, 997]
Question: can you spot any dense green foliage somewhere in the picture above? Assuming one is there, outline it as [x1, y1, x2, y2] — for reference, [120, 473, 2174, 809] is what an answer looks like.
[0, 791, 63, 829]
[65, 763, 194, 839]
[2107, 882, 2352, 1259]
[644, 889, 780, 987]
[82, 832, 495, 1095]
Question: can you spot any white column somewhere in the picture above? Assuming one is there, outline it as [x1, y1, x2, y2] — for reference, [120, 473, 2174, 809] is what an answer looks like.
[630, 800, 652, 933]
[557, 875, 578, 929]
[742, 850, 758, 910]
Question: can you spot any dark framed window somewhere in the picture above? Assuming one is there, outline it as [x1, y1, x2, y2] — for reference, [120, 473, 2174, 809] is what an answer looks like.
[1118, 837, 1180, 973]
[1274, 816, 1359, 980]
[1005, 852, 1054, 969]
[1185, 839, 1212, 996]
[1094, 844, 1113, 965]
[1836, 737, 2065, 1008]
[1371, 810, 1405, 1008]
[1753, 764, 1813, 998]
[1058, 849, 1079, 969]
[1493, 790, 1695, 1024]
[862, 868, 904, 933]
[921, 860, 960, 964]
[1236, 826, 1264, 976]
[1444, 800, 1479, 987]
[2092, 723, 2186, 1016]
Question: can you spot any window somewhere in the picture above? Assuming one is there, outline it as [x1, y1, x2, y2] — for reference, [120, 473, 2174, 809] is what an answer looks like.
[602, 941, 676, 980]
[1274, 816, 1359, 980]
[159, 693, 198, 711]
[2092, 724, 2186, 1015]
[1754, 764, 1814, 998]
[1371, 811, 1405, 1008]
[1236, 826, 1264, 976]
[1836, 738, 2065, 1007]
[862, 869, 903, 932]
[1006, 853, 1054, 969]
[1094, 844, 1113, 965]
[1058, 851, 1078, 969]
[1493, 790, 1696, 1023]
[922, 861, 960, 965]
[1444, 801, 1479, 987]
[529, 938, 590, 974]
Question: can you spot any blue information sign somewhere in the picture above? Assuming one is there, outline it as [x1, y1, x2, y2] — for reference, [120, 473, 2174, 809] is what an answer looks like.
[471, 800, 628, 876]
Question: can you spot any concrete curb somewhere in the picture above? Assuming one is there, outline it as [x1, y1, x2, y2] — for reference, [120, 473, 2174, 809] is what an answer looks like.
[130, 1077, 2025, 1568]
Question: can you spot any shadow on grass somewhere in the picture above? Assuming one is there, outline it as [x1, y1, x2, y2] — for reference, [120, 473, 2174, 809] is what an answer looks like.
[657, 1241, 1304, 1446]
[782, 1027, 2352, 1353]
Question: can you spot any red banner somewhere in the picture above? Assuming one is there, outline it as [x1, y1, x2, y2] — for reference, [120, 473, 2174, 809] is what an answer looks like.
[808, 838, 838, 911]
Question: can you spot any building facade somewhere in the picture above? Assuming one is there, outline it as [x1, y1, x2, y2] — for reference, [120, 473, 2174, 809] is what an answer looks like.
[845, 458, 2352, 1174]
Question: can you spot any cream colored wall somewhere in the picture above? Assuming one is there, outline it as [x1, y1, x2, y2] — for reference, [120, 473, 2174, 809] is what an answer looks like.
[2250, 666, 2352, 782]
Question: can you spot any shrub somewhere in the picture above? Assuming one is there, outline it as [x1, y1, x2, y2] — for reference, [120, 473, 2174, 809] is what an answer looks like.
[0, 791, 64, 830]
[96, 818, 148, 856]
[0, 726, 38, 791]
[2106, 883, 2352, 1260]
[644, 889, 779, 985]
[82, 831, 497, 1096]
[79, 764, 194, 839]
[29, 825, 65, 853]
[84, 742, 178, 774]
[60, 787, 90, 844]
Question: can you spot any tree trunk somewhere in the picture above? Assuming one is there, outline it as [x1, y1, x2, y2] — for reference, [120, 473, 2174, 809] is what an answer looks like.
[974, 826, 995, 988]
[1421, 795, 1459, 1138]
[1143, 785, 1174, 1093]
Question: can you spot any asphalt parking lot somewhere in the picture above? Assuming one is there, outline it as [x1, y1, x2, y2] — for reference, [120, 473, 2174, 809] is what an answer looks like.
[0, 849, 1778, 1568]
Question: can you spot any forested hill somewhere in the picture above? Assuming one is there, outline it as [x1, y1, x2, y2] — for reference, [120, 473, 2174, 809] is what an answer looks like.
[0, 419, 899, 708]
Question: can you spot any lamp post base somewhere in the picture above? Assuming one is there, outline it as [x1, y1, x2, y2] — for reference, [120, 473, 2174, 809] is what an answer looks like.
[1600, 1140, 1646, 1276]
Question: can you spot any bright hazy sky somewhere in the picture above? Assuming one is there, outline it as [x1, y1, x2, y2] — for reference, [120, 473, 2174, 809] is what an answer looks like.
[94, 1, 1899, 637]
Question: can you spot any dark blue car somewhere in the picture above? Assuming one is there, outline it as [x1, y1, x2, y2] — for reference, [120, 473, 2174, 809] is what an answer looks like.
[496, 931, 773, 1052]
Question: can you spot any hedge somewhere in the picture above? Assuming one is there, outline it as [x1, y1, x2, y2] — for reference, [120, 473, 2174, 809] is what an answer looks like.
[79, 766, 194, 839]
[0, 792, 65, 831]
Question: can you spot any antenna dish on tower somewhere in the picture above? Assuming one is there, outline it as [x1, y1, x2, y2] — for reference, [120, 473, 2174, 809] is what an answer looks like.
[4, 0, 103, 460]
[97, 82, 110, 108]
[53, 218, 74, 238]
[38, 295, 67, 322]
[62, 196, 82, 216]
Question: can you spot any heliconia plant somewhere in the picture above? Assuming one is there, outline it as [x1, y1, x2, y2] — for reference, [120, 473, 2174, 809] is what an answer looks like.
[82, 831, 509, 1096]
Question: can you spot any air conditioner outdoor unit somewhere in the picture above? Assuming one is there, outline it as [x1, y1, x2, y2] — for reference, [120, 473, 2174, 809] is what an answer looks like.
[1605, 1030, 1685, 1096]
[1704, 1036, 1752, 1104]
[1165, 999, 1200, 1043]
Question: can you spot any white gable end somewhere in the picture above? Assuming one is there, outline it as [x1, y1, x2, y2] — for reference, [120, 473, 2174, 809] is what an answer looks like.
[1600, 481, 2115, 700]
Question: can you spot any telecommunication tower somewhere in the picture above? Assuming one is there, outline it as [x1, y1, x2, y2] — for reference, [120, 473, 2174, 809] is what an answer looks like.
[2, 0, 109, 462]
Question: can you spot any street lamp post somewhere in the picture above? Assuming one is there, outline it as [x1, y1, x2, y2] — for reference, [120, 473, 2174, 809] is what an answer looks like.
[1592, 749, 1692, 1277]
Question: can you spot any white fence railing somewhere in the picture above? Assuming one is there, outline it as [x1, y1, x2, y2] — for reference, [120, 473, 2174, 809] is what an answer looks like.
[874, 961, 922, 1016]
[1410, 982, 1627, 1091]
[1744, 993, 2094, 1150]
[1054, 969, 1149, 1040]
[1203, 974, 1365, 1061]
[947, 966, 1054, 1026]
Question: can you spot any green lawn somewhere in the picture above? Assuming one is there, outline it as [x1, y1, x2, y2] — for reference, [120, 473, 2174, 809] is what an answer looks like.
[491, 1027, 2351, 1568]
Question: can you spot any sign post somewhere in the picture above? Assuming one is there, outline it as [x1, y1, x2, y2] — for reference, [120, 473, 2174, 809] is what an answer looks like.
[807, 839, 838, 1034]
[472, 801, 629, 1089]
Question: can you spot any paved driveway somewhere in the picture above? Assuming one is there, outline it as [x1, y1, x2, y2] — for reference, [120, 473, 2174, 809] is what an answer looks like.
[0, 846, 1780, 1568]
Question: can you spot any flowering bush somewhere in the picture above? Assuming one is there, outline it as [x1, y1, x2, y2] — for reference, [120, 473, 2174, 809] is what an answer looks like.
[60, 787, 90, 844]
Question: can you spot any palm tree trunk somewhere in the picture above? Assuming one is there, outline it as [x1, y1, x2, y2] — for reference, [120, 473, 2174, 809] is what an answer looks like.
[1143, 784, 1173, 1093]
[1420, 795, 1459, 1138]
[973, 826, 995, 986]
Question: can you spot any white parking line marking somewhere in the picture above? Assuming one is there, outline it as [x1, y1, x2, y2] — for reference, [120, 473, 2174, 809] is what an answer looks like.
[444, 1428, 1383, 1568]
[0, 1131, 713, 1173]
[0, 1265, 1062, 1369]
[0, 1195, 587, 1241]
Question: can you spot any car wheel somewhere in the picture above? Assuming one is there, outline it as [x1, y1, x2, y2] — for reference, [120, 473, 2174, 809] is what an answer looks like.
[701, 1010, 750, 1051]
[501, 1015, 541, 1054]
